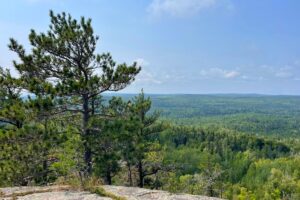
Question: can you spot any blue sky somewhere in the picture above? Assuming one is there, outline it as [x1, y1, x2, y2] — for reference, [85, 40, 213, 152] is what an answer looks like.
[0, 0, 300, 94]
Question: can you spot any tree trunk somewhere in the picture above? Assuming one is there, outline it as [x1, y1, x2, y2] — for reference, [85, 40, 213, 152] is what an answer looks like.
[83, 95, 92, 175]
[127, 163, 133, 186]
[42, 119, 49, 183]
[16, 120, 23, 129]
[42, 155, 48, 183]
[208, 183, 214, 197]
[138, 160, 144, 188]
[106, 169, 112, 185]
[84, 145, 92, 175]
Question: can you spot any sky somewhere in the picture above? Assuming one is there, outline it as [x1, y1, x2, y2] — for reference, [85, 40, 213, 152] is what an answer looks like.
[0, 0, 300, 95]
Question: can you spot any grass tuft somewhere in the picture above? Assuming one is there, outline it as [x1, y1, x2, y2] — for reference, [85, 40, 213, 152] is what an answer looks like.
[86, 186, 126, 200]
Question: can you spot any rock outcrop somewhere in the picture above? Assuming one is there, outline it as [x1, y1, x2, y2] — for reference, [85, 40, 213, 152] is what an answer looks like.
[0, 185, 223, 200]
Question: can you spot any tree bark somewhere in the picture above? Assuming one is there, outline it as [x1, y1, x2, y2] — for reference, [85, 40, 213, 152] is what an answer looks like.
[105, 169, 112, 185]
[83, 94, 92, 175]
[42, 119, 49, 183]
[127, 163, 133, 186]
[138, 160, 144, 188]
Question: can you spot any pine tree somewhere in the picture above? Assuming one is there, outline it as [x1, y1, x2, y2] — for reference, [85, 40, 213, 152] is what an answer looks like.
[0, 68, 25, 128]
[8, 10, 141, 175]
[130, 90, 162, 187]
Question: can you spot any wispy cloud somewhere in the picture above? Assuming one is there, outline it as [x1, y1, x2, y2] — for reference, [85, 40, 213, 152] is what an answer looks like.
[134, 58, 150, 67]
[260, 65, 297, 79]
[135, 70, 163, 84]
[147, 0, 217, 18]
[200, 68, 241, 79]
[275, 71, 293, 78]
[251, 63, 300, 81]
[132, 58, 162, 85]
[224, 70, 240, 78]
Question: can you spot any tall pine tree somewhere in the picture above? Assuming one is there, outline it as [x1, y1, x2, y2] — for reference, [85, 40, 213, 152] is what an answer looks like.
[8, 10, 141, 175]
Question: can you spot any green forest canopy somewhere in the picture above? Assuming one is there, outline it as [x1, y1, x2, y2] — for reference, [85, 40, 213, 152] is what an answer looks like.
[1, 11, 300, 200]
[108, 94, 300, 138]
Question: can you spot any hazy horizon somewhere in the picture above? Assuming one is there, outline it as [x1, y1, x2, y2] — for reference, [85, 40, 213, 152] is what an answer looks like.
[106, 92, 300, 97]
[1, 0, 300, 95]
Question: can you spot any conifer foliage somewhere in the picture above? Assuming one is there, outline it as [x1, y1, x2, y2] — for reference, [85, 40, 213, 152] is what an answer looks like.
[8, 10, 141, 175]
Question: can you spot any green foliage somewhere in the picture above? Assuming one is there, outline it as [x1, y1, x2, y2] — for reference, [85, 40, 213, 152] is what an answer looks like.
[0, 68, 27, 128]
[127, 90, 164, 187]
[91, 119, 125, 184]
[49, 126, 84, 177]
[113, 94, 300, 138]
[1, 10, 300, 200]
[241, 157, 300, 199]
[237, 187, 256, 200]
[6, 10, 140, 176]
[153, 125, 298, 198]
[0, 122, 63, 186]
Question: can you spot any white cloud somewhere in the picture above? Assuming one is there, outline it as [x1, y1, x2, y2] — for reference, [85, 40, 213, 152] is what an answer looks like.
[148, 0, 217, 17]
[224, 71, 240, 78]
[258, 64, 300, 80]
[200, 68, 240, 79]
[135, 70, 162, 85]
[131, 58, 162, 84]
[134, 58, 150, 67]
[275, 66, 294, 78]
[275, 71, 293, 78]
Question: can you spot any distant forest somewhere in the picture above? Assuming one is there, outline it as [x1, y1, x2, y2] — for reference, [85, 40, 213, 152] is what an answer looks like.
[145, 94, 300, 138]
